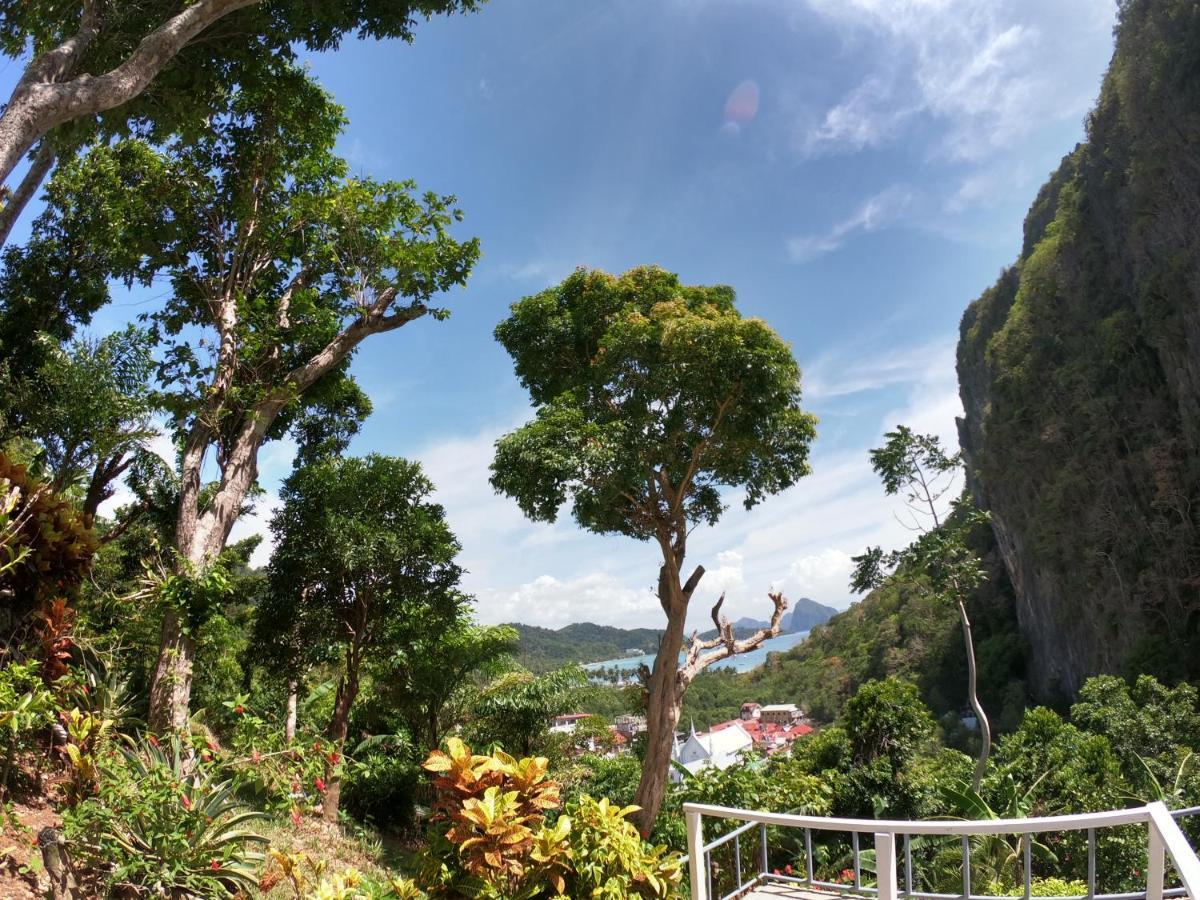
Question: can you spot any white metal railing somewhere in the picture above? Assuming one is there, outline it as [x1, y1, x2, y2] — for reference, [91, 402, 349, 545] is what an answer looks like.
[682, 802, 1200, 900]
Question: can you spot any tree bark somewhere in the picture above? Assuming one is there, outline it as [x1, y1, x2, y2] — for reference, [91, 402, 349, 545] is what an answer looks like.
[323, 643, 361, 823]
[285, 678, 298, 743]
[0, 139, 55, 248]
[959, 599, 992, 791]
[146, 609, 194, 734]
[633, 602, 689, 833]
[0, 0, 259, 189]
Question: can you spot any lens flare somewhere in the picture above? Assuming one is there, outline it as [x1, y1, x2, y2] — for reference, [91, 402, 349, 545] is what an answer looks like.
[723, 79, 760, 133]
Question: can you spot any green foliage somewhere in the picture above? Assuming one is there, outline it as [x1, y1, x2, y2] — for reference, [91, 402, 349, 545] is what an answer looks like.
[0, 661, 56, 799]
[565, 795, 682, 898]
[373, 620, 518, 752]
[467, 667, 588, 756]
[491, 265, 816, 538]
[65, 735, 267, 897]
[421, 739, 683, 899]
[844, 679, 935, 768]
[265, 455, 465, 672]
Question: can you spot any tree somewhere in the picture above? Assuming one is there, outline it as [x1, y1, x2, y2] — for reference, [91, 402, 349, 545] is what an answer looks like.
[468, 666, 587, 756]
[268, 454, 466, 821]
[851, 426, 993, 789]
[0, 0, 480, 228]
[16, 327, 156, 532]
[374, 620, 518, 752]
[16, 67, 480, 732]
[490, 265, 817, 827]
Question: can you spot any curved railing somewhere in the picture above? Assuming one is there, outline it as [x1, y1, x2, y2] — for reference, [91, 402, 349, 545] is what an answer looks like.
[682, 801, 1200, 900]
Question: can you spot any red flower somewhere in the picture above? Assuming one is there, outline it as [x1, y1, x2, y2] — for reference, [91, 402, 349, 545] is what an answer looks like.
[234, 705, 244, 715]
[210, 859, 220, 870]
[774, 869, 781, 875]
[291, 808, 302, 826]
[785, 864, 793, 875]
[251, 750, 262, 763]
[315, 777, 326, 792]
[148, 734, 160, 748]
[181, 794, 192, 811]
[328, 751, 340, 765]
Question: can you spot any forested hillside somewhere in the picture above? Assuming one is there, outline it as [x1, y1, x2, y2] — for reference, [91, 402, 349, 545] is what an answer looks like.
[957, 0, 1200, 700]
[511, 622, 664, 671]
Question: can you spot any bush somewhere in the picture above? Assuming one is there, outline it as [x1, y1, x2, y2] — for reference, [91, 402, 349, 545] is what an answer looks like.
[565, 795, 682, 898]
[64, 736, 267, 896]
[342, 748, 422, 832]
[420, 738, 684, 898]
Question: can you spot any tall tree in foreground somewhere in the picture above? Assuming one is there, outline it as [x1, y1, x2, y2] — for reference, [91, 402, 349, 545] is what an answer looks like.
[267, 454, 467, 821]
[18, 67, 479, 732]
[490, 266, 817, 827]
[851, 426, 993, 789]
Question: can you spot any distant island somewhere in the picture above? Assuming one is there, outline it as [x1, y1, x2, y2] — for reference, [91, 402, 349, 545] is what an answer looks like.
[509, 597, 838, 672]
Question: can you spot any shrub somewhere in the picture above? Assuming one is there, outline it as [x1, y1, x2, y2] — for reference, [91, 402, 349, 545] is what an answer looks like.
[0, 660, 56, 800]
[421, 738, 684, 898]
[565, 795, 682, 898]
[64, 736, 267, 896]
[342, 747, 422, 832]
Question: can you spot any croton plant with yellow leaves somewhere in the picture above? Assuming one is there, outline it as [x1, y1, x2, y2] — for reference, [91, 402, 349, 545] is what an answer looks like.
[420, 738, 683, 898]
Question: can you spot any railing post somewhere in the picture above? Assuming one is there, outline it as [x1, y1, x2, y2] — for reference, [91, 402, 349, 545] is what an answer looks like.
[1147, 817, 1165, 900]
[760, 823, 768, 876]
[686, 806, 708, 900]
[877, 832, 898, 900]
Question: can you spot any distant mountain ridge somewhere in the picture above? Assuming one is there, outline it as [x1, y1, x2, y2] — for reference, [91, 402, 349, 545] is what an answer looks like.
[508, 597, 837, 672]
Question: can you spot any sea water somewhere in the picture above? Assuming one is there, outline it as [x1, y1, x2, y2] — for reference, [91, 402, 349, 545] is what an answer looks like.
[582, 630, 809, 676]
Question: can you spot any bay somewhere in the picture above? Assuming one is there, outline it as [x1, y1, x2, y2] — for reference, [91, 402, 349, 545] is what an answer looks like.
[583, 630, 809, 676]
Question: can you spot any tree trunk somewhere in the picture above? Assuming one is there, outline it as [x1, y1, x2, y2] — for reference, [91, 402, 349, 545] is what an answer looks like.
[285, 678, 298, 743]
[323, 645, 361, 823]
[147, 610, 195, 734]
[958, 599, 992, 790]
[633, 618, 687, 833]
[0, 138, 54, 248]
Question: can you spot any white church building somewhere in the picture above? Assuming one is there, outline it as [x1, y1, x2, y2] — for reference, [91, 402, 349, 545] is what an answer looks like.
[670, 721, 754, 782]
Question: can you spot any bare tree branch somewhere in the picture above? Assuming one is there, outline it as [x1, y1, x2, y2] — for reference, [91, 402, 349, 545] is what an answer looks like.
[679, 590, 788, 686]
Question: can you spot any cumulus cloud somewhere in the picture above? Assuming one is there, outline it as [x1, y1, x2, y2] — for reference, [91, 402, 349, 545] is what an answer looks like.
[478, 572, 662, 630]
[784, 549, 856, 602]
[787, 185, 912, 262]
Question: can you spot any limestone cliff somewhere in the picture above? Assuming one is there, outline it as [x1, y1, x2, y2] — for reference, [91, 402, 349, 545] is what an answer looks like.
[957, 0, 1200, 701]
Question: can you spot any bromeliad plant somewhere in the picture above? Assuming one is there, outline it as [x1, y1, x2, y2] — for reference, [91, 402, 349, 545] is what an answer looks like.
[64, 735, 267, 897]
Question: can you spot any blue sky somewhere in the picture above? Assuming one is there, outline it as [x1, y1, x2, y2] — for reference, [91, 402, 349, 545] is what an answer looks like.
[28, 0, 1119, 629]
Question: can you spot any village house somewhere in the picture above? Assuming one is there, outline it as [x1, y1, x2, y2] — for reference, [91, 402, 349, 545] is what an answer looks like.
[670, 721, 755, 781]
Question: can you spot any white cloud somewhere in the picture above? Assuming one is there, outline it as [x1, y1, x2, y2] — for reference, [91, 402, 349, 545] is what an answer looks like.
[801, 0, 1114, 162]
[479, 572, 661, 630]
[805, 338, 956, 400]
[784, 548, 856, 602]
[787, 185, 912, 262]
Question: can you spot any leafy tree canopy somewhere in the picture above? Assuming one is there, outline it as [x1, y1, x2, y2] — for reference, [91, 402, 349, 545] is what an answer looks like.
[491, 265, 816, 541]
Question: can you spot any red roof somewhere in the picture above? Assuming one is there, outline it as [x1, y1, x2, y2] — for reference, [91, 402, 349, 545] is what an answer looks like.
[711, 718, 812, 751]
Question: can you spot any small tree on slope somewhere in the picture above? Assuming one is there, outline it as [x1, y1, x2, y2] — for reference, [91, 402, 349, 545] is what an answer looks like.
[851, 426, 993, 790]
[490, 265, 817, 828]
[267, 454, 467, 821]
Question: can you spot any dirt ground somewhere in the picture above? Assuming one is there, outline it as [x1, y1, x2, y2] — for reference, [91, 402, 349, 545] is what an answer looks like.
[1, 787, 62, 899]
